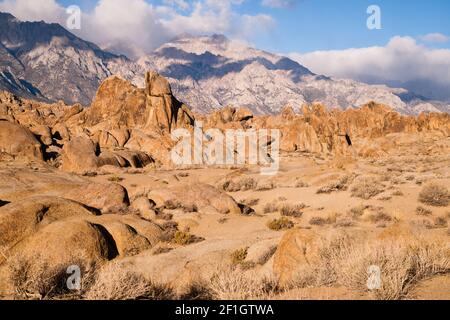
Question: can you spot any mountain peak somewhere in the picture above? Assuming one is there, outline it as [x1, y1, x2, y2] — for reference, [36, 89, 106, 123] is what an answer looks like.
[0, 11, 18, 23]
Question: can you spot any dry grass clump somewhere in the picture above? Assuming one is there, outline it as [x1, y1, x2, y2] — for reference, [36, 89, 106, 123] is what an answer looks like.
[317, 174, 355, 194]
[418, 183, 449, 207]
[85, 262, 173, 300]
[309, 217, 328, 226]
[280, 203, 305, 218]
[433, 216, 448, 228]
[267, 217, 294, 231]
[292, 235, 450, 300]
[208, 267, 279, 300]
[367, 211, 392, 224]
[333, 218, 355, 228]
[416, 206, 433, 216]
[309, 213, 339, 226]
[256, 181, 275, 191]
[230, 248, 248, 265]
[350, 177, 385, 200]
[107, 176, 124, 182]
[7, 254, 95, 300]
[163, 200, 198, 213]
[222, 177, 257, 192]
[348, 205, 371, 219]
[172, 231, 204, 246]
[295, 180, 309, 188]
[263, 201, 279, 214]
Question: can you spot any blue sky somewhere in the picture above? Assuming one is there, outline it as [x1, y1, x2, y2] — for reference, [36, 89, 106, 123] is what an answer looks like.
[53, 0, 450, 53]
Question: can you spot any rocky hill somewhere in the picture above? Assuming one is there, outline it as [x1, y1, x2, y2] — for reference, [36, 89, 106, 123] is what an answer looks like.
[1, 72, 449, 175]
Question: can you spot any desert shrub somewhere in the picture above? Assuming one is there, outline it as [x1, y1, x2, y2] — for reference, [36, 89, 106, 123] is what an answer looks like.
[172, 231, 203, 246]
[267, 218, 294, 231]
[263, 201, 279, 214]
[348, 205, 370, 219]
[8, 254, 95, 300]
[152, 246, 173, 255]
[163, 200, 197, 212]
[309, 217, 328, 226]
[392, 190, 404, 197]
[222, 177, 257, 192]
[107, 176, 124, 182]
[292, 236, 450, 300]
[367, 210, 392, 224]
[317, 174, 355, 194]
[333, 218, 355, 228]
[433, 216, 448, 228]
[230, 248, 248, 265]
[295, 180, 309, 188]
[218, 217, 228, 224]
[256, 181, 275, 191]
[208, 267, 279, 300]
[416, 206, 433, 216]
[418, 183, 449, 207]
[350, 177, 384, 200]
[280, 204, 305, 218]
[84, 262, 173, 300]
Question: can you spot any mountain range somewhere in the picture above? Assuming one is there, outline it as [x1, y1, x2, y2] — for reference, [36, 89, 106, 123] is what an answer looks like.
[0, 11, 448, 115]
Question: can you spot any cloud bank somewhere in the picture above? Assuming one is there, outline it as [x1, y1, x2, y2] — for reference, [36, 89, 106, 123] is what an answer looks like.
[0, 0, 275, 58]
[290, 36, 450, 101]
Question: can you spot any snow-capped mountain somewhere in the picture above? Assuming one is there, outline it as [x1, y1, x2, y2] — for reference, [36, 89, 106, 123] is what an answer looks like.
[0, 12, 142, 105]
[138, 34, 449, 114]
[0, 12, 448, 114]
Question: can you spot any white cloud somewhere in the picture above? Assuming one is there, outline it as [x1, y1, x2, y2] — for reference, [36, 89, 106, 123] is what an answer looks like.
[289, 36, 450, 101]
[163, 0, 190, 11]
[419, 33, 449, 43]
[261, 0, 298, 8]
[0, 0, 275, 58]
[0, 0, 65, 23]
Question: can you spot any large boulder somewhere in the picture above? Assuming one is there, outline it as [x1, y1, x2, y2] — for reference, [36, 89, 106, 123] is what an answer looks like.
[148, 183, 242, 215]
[0, 120, 43, 161]
[61, 136, 98, 173]
[0, 196, 99, 259]
[63, 182, 130, 213]
[273, 229, 323, 286]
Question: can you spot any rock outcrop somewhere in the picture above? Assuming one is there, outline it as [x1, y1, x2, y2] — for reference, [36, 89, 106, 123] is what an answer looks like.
[148, 183, 242, 215]
[0, 120, 43, 161]
[0, 72, 449, 172]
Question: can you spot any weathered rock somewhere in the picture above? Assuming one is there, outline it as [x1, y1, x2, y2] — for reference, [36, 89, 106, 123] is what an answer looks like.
[0, 196, 99, 256]
[273, 228, 322, 286]
[61, 136, 98, 173]
[0, 121, 43, 161]
[148, 183, 242, 215]
[131, 196, 157, 220]
[29, 125, 53, 146]
[63, 182, 130, 213]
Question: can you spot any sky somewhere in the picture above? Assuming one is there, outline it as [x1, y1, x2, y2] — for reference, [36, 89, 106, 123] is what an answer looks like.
[0, 0, 449, 100]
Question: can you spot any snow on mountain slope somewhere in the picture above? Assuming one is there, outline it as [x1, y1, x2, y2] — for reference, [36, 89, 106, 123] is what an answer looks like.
[0, 12, 447, 114]
[138, 34, 448, 115]
[0, 12, 142, 105]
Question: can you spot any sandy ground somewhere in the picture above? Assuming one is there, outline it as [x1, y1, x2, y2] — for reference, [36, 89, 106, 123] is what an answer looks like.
[82, 132, 450, 299]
